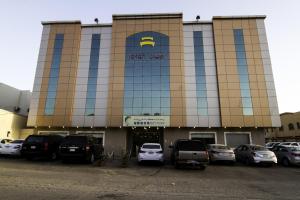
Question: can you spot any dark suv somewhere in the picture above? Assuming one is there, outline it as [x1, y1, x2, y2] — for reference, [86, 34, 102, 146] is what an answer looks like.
[59, 135, 104, 163]
[21, 134, 64, 160]
[170, 139, 209, 169]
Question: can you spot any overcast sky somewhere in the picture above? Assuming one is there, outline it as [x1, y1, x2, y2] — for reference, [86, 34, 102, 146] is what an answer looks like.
[0, 0, 299, 113]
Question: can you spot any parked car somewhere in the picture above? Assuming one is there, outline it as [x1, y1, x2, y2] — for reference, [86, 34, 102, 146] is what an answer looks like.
[59, 135, 104, 163]
[272, 145, 300, 166]
[138, 143, 164, 164]
[0, 139, 13, 149]
[207, 144, 235, 164]
[169, 139, 209, 169]
[234, 144, 277, 166]
[0, 139, 24, 156]
[265, 142, 281, 150]
[21, 134, 64, 160]
[279, 142, 300, 147]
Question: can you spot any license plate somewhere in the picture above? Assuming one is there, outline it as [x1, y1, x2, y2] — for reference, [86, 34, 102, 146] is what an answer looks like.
[69, 149, 75, 152]
[31, 146, 36, 149]
[148, 152, 154, 154]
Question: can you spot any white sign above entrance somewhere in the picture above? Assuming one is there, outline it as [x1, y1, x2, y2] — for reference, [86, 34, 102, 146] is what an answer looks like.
[123, 116, 170, 127]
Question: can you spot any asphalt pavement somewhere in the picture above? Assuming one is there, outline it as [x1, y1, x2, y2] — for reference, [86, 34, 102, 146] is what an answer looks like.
[0, 157, 299, 200]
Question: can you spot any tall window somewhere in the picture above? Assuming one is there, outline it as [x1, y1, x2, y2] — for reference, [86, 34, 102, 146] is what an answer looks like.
[85, 34, 101, 116]
[193, 31, 208, 115]
[123, 32, 170, 116]
[233, 29, 253, 115]
[44, 34, 64, 115]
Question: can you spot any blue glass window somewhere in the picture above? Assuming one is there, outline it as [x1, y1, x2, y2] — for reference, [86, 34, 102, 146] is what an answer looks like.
[44, 34, 64, 115]
[85, 34, 101, 116]
[123, 32, 171, 116]
[233, 29, 253, 115]
[193, 31, 208, 116]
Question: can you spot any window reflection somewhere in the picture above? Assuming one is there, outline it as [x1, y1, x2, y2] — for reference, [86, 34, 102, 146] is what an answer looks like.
[233, 29, 253, 116]
[123, 32, 171, 116]
[44, 34, 64, 115]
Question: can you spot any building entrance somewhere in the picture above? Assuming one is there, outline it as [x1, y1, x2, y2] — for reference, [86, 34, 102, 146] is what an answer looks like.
[127, 127, 163, 157]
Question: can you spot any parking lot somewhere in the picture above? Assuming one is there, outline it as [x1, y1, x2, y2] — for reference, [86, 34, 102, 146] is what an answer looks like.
[0, 157, 299, 200]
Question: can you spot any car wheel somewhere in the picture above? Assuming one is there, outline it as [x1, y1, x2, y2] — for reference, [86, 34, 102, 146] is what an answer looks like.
[282, 158, 290, 167]
[51, 152, 57, 160]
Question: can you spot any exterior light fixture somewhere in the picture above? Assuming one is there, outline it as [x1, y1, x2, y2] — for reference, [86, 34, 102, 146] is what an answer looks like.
[224, 126, 226, 129]
[178, 126, 181, 129]
[48, 125, 51, 129]
[163, 126, 166, 129]
[209, 126, 211, 129]
[35, 126, 37, 129]
[76, 126, 79, 129]
[105, 126, 107, 129]
[62, 126, 65, 129]
[94, 18, 99, 24]
[91, 126, 93, 128]
[196, 15, 200, 22]
[119, 126, 122, 128]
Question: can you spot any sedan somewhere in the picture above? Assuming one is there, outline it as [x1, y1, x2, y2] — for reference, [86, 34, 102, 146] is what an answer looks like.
[234, 144, 277, 166]
[207, 144, 235, 163]
[273, 145, 300, 166]
[138, 143, 164, 164]
[0, 140, 24, 156]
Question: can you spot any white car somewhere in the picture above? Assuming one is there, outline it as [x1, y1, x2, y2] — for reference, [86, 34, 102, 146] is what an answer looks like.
[138, 143, 164, 164]
[0, 139, 24, 156]
[0, 139, 12, 150]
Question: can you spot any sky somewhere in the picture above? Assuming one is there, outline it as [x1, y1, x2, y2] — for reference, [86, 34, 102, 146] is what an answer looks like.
[0, 0, 299, 113]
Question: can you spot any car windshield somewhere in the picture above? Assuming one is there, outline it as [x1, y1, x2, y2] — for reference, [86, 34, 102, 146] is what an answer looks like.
[250, 145, 267, 151]
[26, 136, 44, 143]
[142, 144, 161, 149]
[63, 136, 87, 144]
[10, 140, 23, 144]
[211, 145, 231, 150]
[288, 146, 300, 151]
[177, 141, 206, 151]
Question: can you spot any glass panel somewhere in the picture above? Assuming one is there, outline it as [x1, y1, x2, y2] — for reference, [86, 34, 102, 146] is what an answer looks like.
[123, 32, 171, 116]
[85, 34, 101, 115]
[44, 34, 64, 115]
[194, 31, 207, 116]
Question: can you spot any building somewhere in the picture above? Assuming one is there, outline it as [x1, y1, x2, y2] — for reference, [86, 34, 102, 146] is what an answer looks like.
[27, 13, 280, 157]
[266, 112, 300, 141]
[0, 83, 31, 139]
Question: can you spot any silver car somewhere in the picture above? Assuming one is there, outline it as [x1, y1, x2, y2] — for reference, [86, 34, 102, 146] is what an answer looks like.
[207, 144, 235, 163]
[272, 145, 300, 166]
[234, 144, 277, 166]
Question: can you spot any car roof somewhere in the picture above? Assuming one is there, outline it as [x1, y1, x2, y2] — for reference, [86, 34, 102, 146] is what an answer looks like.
[142, 143, 161, 145]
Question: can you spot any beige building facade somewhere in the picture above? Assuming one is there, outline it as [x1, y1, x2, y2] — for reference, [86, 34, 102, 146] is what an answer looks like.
[266, 112, 300, 141]
[27, 13, 280, 157]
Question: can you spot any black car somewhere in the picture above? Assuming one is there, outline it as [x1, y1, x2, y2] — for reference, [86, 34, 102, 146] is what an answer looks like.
[59, 135, 104, 163]
[169, 139, 209, 169]
[21, 134, 64, 160]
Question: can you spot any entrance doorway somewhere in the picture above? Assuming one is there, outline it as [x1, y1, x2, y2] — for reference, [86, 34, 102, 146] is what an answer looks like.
[127, 127, 163, 157]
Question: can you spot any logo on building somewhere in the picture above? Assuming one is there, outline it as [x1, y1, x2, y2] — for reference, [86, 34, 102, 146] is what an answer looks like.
[140, 37, 155, 47]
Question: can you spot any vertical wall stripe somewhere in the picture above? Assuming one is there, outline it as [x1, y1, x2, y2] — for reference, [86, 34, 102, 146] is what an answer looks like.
[27, 25, 51, 126]
[256, 19, 281, 127]
[72, 27, 112, 127]
[183, 24, 220, 127]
